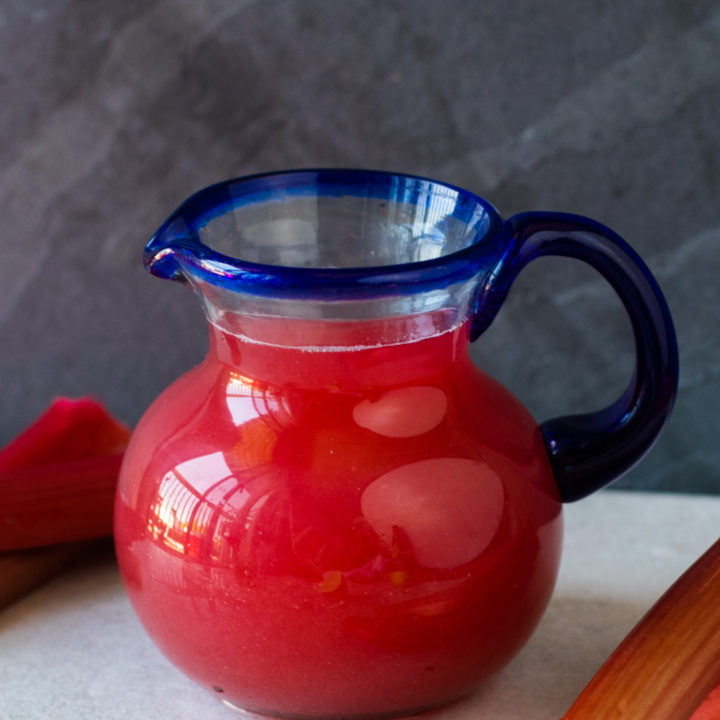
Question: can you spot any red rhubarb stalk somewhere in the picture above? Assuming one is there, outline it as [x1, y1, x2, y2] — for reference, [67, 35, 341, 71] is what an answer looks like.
[0, 397, 130, 471]
[563, 538, 720, 720]
[691, 684, 720, 720]
[0, 543, 94, 611]
[0, 454, 124, 551]
[0, 397, 131, 551]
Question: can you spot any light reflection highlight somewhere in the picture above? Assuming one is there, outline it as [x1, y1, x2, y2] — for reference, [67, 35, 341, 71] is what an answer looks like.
[145, 372, 293, 563]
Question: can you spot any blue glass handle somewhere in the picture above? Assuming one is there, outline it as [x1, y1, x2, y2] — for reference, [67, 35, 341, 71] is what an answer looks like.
[497, 212, 678, 502]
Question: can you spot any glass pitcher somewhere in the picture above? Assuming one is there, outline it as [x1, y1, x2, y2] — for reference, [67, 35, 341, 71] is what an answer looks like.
[114, 169, 677, 719]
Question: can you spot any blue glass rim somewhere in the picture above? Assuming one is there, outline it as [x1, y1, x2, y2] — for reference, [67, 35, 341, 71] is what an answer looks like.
[145, 168, 507, 299]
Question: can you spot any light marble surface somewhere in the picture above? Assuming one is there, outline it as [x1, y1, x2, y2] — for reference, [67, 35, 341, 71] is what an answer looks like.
[1, 490, 719, 720]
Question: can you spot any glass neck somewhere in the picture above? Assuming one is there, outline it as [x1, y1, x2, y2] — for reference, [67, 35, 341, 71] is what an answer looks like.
[208, 318, 472, 390]
[195, 276, 477, 351]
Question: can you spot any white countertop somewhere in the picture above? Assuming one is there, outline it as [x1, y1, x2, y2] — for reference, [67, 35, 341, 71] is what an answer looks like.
[1, 490, 719, 720]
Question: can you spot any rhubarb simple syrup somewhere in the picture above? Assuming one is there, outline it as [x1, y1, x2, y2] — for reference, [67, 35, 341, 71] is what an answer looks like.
[115, 317, 562, 719]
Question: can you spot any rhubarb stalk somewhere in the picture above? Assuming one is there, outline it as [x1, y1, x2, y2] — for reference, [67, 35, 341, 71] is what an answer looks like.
[0, 544, 95, 612]
[563, 538, 720, 720]
[0, 398, 130, 552]
[0, 397, 130, 471]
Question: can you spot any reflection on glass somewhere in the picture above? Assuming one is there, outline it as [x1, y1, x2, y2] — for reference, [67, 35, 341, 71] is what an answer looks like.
[361, 458, 504, 569]
[146, 456, 248, 561]
[145, 372, 291, 564]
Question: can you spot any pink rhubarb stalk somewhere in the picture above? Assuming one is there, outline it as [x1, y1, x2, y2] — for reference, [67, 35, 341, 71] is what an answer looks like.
[0, 397, 130, 551]
[564, 538, 720, 720]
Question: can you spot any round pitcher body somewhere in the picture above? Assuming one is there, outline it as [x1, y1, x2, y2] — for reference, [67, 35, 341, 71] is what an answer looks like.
[115, 318, 562, 718]
[117, 168, 677, 719]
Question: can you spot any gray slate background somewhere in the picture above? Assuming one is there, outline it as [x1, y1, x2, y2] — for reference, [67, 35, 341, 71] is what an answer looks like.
[1, 0, 718, 494]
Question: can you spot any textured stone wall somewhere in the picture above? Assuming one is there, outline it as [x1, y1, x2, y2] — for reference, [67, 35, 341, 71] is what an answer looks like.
[1, 1, 718, 492]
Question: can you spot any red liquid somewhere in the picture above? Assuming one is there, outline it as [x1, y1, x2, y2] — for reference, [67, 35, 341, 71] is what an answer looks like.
[115, 319, 562, 719]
